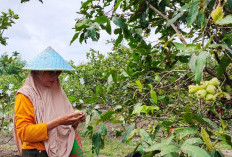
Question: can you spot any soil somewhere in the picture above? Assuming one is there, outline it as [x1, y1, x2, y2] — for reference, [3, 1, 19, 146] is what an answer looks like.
[0, 132, 19, 157]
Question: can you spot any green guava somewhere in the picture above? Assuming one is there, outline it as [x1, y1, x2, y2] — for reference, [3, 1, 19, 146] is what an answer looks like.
[188, 85, 198, 94]
[196, 89, 207, 99]
[206, 85, 216, 94]
[209, 78, 220, 86]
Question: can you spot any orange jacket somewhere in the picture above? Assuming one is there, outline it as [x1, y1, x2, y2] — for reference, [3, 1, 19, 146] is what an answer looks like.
[14, 93, 49, 150]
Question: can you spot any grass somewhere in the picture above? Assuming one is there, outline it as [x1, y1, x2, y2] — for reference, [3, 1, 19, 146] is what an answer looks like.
[81, 136, 135, 157]
[0, 130, 135, 157]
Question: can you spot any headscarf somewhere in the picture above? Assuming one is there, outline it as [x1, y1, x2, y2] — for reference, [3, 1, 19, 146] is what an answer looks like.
[14, 72, 75, 157]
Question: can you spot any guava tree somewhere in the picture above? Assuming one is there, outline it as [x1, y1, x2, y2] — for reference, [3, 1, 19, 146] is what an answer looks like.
[69, 0, 232, 156]
[0, 52, 25, 131]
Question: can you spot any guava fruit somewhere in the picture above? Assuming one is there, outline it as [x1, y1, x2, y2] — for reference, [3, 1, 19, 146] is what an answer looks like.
[197, 82, 207, 90]
[205, 94, 216, 102]
[204, 81, 210, 86]
[209, 78, 220, 86]
[196, 89, 207, 99]
[75, 109, 81, 114]
[188, 85, 198, 94]
[206, 85, 216, 94]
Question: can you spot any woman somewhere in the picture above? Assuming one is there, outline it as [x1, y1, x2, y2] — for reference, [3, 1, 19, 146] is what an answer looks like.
[14, 47, 86, 157]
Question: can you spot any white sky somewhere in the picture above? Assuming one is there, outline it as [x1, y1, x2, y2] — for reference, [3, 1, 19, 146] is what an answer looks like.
[0, 0, 114, 64]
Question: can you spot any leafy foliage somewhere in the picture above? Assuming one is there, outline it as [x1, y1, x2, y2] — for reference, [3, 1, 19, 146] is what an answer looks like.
[0, 53, 26, 131]
[0, 9, 19, 45]
[68, 0, 232, 155]
[1, 0, 232, 156]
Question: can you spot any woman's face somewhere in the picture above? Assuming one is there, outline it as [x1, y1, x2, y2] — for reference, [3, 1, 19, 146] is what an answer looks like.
[41, 71, 62, 87]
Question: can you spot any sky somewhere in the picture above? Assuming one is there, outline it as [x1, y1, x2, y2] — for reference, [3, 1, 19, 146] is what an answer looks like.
[0, 0, 114, 64]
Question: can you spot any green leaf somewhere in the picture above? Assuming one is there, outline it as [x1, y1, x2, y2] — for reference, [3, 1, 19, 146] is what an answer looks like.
[165, 152, 180, 157]
[81, 0, 92, 8]
[192, 114, 205, 124]
[181, 145, 210, 157]
[204, 34, 214, 49]
[87, 27, 98, 41]
[115, 34, 123, 47]
[95, 16, 109, 24]
[100, 124, 107, 136]
[211, 150, 224, 157]
[155, 75, 161, 82]
[96, 110, 115, 125]
[228, 0, 232, 8]
[177, 50, 198, 56]
[187, 2, 200, 27]
[183, 113, 194, 124]
[217, 15, 232, 25]
[211, 5, 224, 23]
[217, 55, 231, 77]
[122, 123, 135, 143]
[174, 43, 198, 51]
[75, 19, 90, 31]
[21, 0, 33, 3]
[173, 42, 186, 50]
[167, 11, 185, 27]
[96, 85, 103, 96]
[209, 44, 232, 55]
[79, 33, 85, 43]
[114, 105, 122, 110]
[195, 51, 209, 84]
[167, 4, 190, 26]
[182, 126, 199, 138]
[150, 90, 157, 104]
[70, 33, 79, 45]
[113, 17, 126, 29]
[108, 74, 113, 85]
[218, 133, 232, 146]
[160, 145, 179, 156]
[189, 53, 197, 72]
[132, 103, 144, 115]
[21, 0, 29, 2]
[147, 106, 159, 113]
[201, 128, 213, 152]
[106, 21, 111, 34]
[182, 138, 203, 146]
[203, 118, 219, 130]
[92, 133, 101, 155]
[140, 129, 153, 145]
[220, 118, 227, 130]
[114, 0, 122, 12]
[145, 135, 174, 152]
[121, 71, 129, 77]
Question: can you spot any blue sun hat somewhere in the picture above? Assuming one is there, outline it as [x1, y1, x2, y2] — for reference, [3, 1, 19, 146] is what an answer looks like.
[23, 46, 75, 71]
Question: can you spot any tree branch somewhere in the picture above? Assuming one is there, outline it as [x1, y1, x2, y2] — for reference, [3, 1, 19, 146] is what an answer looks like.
[146, 1, 187, 45]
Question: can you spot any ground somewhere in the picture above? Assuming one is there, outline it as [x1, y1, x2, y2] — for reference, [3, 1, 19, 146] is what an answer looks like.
[0, 130, 135, 157]
[0, 132, 19, 157]
[1, 129, 232, 157]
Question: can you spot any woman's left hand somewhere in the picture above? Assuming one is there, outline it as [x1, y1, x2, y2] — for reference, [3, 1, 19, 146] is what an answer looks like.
[72, 111, 86, 129]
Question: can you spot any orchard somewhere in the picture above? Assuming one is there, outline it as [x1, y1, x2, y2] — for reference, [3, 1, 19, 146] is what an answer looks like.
[1, 0, 232, 156]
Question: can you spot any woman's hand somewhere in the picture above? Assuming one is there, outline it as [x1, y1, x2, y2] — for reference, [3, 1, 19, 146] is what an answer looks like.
[58, 112, 83, 125]
[72, 111, 86, 129]
[47, 112, 84, 131]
